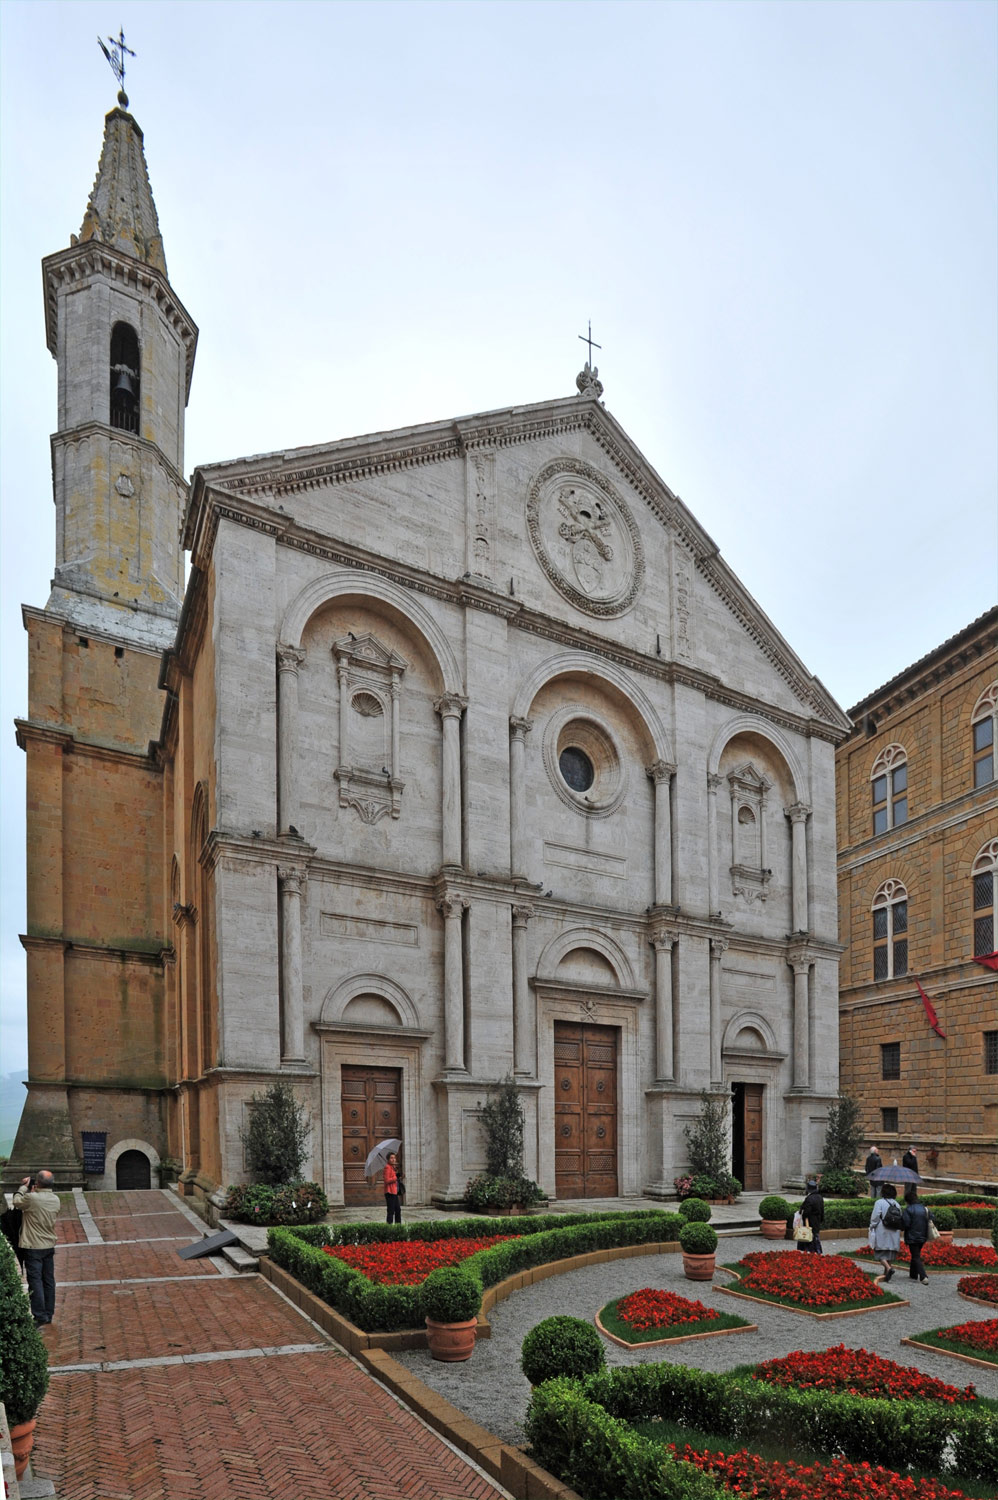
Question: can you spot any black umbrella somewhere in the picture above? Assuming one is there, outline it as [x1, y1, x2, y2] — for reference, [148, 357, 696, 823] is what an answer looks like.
[868, 1164, 922, 1186]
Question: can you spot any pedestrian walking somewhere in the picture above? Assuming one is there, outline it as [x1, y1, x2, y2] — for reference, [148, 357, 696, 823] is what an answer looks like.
[902, 1144, 919, 1172]
[383, 1150, 402, 1225]
[902, 1186, 932, 1284]
[800, 1177, 825, 1254]
[868, 1183, 902, 1281]
[864, 1144, 882, 1197]
[13, 1169, 60, 1325]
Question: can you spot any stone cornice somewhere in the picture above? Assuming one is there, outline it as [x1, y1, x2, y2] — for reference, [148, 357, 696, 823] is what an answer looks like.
[14, 718, 160, 769]
[846, 608, 998, 725]
[42, 242, 198, 398]
[51, 422, 188, 494]
[20, 933, 170, 967]
[530, 977, 648, 1003]
[21, 603, 168, 659]
[201, 830, 316, 875]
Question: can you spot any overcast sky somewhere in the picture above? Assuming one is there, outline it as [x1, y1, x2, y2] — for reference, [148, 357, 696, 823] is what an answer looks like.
[1, 0, 995, 1075]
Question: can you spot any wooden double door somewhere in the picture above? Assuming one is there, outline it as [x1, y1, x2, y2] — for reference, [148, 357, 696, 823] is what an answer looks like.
[553, 1021, 619, 1198]
[341, 1065, 402, 1205]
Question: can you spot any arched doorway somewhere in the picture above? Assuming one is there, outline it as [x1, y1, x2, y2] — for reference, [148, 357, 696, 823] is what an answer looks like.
[115, 1149, 151, 1190]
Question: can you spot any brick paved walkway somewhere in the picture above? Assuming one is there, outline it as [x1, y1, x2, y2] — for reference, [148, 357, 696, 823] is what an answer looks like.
[30, 1189, 510, 1500]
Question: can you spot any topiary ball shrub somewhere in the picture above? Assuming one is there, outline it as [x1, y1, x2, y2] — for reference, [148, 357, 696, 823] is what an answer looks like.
[759, 1195, 792, 1221]
[679, 1220, 718, 1255]
[678, 1196, 712, 1223]
[420, 1266, 482, 1325]
[931, 1205, 956, 1232]
[819, 1168, 862, 1197]
[520, 1315, 606, 1386]
[0, 1232, 49, 1424]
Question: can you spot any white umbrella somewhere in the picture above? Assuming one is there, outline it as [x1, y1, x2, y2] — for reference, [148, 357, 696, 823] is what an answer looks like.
[364, 1138, 402, 1179]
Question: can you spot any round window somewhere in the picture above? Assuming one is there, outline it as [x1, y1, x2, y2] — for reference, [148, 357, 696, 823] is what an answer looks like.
[559, 746, 594, 792]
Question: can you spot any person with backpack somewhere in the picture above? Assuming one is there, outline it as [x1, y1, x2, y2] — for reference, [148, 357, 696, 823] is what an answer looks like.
[902, 1186, 933, 1284]
[868, 1184, 903, 1280]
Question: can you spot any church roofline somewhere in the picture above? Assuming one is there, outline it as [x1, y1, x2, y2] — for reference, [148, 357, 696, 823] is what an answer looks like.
[186, 390, 849, 734]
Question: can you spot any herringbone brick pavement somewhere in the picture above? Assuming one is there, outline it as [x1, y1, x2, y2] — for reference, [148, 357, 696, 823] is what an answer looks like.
[36, 1351, 507, 1499]
[85, 1190, 175, 1215]
[57, 1242, 221, 1282]
[44, 1278, 318, 1365]
[55, 1217, 87, 1245]
[89, 1211, 199, 1242]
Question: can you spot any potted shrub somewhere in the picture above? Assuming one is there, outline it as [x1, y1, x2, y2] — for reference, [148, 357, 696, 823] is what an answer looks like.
[818, 1167, 861, 1198]
[683, 1092, 740, 1201]
[678, 1196, 712, 1223]
[758, 1195, 792, 1239]
[463, 1076, 543, 1214]
[679, 1219, 718, 1280]
[0, 1234, 49, 1478]
[520, 1315, 606, 1387]
[932, 1204, 956, 1244]
[420, 1266, 482, 1362]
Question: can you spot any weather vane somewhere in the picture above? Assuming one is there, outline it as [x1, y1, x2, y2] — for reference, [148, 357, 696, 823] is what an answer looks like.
[578, 320, 602, 367]
[98, 27, 135, 109]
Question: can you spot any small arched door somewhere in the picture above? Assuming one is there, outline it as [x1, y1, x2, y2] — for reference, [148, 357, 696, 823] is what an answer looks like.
[115, 1149, 152, 1190]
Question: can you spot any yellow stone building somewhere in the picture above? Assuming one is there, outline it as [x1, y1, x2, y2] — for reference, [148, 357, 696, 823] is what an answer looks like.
[836, 608, 998, 1182]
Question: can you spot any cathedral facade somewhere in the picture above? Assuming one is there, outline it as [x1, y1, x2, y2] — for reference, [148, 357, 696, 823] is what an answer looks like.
[7, 105, 850, 1204]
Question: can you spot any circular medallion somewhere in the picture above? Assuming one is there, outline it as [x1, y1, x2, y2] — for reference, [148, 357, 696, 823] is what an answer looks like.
[526, 458, 644, 617]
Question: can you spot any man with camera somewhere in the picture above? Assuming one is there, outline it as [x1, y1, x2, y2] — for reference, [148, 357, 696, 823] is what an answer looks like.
[13, 1170, 60, 1326]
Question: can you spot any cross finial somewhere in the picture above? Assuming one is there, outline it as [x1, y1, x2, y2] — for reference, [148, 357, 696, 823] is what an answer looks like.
[578, 319, 602, 366]
[98, 27, 136, 108]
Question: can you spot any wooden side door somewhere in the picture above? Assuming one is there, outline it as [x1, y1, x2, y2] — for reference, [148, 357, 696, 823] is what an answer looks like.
[554, 1021, 618, 1198]
[742, 1083, 763, 1190]
[341, 1065, 402, 1205]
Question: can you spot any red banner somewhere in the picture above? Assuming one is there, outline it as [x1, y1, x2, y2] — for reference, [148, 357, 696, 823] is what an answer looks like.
[973, 951, 998, 972]
[915, 978, 946, 1039]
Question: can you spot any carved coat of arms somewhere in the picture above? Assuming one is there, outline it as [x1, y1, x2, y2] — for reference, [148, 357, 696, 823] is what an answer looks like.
[526, 459, 644, 618]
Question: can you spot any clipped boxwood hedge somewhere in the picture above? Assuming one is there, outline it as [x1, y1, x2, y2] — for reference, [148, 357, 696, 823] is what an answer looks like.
[268, 1209, 682, 1333]
[791, 1195, 997, 1232]
[525, 1362, 998, 1494]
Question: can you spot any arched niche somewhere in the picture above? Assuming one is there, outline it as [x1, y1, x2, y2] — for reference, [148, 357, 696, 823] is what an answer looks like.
[319, 973, 420, 1030]
[535, 927, 636, 990]
[722, 1010, 780, 1057]
[511, 650, 673, 765]
[707, 714, 806, 804]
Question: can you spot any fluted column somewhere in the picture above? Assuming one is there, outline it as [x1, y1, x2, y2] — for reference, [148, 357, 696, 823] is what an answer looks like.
[651, 932, 676, 1081]
[785, 802, 811, 933]
[278, 865, 307, 1062]
[788, 949, 811, 1088]
[435, 694, 468, 870]
[707, 774, 723, 914]
[509, 716, 533, 880]
[437, 893, 469, 1072]
[646, 761, 676, 907]
[709, 937, 727, 1084]
[276, 645, 306, 834]
[512, 903, 535, 1076]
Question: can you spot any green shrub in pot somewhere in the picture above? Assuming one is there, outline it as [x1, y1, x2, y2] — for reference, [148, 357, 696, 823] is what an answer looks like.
[759, 1195, 792, 1221]
[678, 1220, 718, 1255]
[678, 1196, 712, 1223]
[0, 1232, 49, 1424]
[931, 1205, 956, 1232]
[420, 1265, 482, 1324]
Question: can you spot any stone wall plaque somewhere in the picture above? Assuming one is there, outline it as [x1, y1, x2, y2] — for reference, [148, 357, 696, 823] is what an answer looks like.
[526, 458, 644, 617]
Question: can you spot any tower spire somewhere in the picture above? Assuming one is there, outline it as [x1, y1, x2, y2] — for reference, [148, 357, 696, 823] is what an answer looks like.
[77, 105, 167, 274]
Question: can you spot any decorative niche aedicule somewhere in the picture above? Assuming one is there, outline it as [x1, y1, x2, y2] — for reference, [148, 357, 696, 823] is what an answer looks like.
[727, 762, 772, 902]
[332, 633, 408, 824]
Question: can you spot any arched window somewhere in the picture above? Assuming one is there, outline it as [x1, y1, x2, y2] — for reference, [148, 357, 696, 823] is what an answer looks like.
[972, 684, 997, 789]
[872, 879, 908, 981]
[972, 840, 998, 958]
[110, 321, 140, 433]
[871, 745, 908, 835]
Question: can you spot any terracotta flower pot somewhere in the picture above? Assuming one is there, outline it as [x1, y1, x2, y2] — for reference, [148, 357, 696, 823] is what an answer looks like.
[9, 1417, 37, 1480]
[425, 1316, 478, 1362]
[682, 1252, 716, 1281]
[937, 1230, 954, 1245]
[760, 1218, 787, 1239]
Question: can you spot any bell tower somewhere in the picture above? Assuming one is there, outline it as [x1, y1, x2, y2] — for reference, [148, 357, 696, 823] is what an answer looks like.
[43, 104, 197, 641]
[5, 102, 197, 1190]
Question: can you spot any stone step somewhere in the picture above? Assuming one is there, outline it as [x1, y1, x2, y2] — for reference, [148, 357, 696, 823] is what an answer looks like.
[221, 1243, 259, 1273]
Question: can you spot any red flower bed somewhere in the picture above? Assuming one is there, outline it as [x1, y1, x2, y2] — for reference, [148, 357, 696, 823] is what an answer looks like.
[945, 1201, 997, 1211]
[751, 1344, 976, 1403]
[322, 1235, 515, 1285]
[734, 1251, 885, 1308]
[851, 1242, 998, 1269]
[933, 1319, 998, 1357]
[673, 1444, 971, 1499]
[616, 1287, 719, 1333]
[958, 1273, 998, 1302]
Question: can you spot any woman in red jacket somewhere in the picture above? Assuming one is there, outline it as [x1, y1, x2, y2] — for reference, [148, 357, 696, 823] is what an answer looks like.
[383, 1152, 402, 1224]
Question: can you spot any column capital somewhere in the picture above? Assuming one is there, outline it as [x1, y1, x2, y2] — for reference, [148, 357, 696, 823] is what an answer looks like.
[434, 693, 468, 721]
[785, 801, 811, 824]
[436, 892, 470, 919]
[707, 772, 724, 794]
[646, 759, 676, 783]
[509, 715, 533, 740]
[276, 643, 307, 674]
[277, 865, 308, 892]
[649, 931, 677, 952]
[710, 936, 729, 959]
[786, 944, 812, 972]
[511, 903, 534, 927]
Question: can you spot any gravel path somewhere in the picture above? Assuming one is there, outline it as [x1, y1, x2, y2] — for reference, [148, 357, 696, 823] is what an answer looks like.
[393, 1236, 998, 1448]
